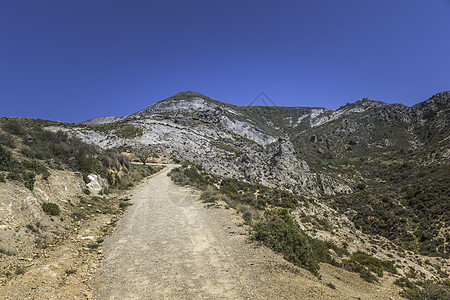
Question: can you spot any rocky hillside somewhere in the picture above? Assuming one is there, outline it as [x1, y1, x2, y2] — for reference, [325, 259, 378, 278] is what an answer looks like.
[67, 91, 447, 189]
[65, 90, 450, 260]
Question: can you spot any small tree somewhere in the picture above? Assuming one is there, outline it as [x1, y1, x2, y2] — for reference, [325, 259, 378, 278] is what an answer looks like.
[134, 146, 153, 165]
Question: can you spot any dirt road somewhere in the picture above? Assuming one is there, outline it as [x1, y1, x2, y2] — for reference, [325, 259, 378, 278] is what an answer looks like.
[92, 166, 400, 300]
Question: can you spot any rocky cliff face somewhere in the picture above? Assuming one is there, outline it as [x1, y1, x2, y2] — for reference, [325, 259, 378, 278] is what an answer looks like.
[58, 91, 449, 197]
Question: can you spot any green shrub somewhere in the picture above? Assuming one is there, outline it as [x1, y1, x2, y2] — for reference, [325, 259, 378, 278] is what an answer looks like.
[200, 185, 224, 203]
[349, 251, 384, 277]
[116, 175, 134, 190]
[394, 277, 416, 289]
[406, 266, 418, 279]
[381, 259, 398, 274]
[26, 224, 39, 233]
[253, 209, 335, 276]
[119, 202, 132, 209]
[22, 159, 48, 174]
[236, 204, 261, 223]
[2, 157, 48, 190]
[1, 119, 25, 136]
[359, 267, 378, 283]
[23, 171, 36, 190]
[0, 145, 15, 170]
[255, 220, 320, 275]
[7, 169, 22, 181]
[326, 282, 336, 289]
[400, 280, 450, 300]
[87, 243, 99, 249]
[41, 202, 60, 216]
[356, 183, 366, 190]
[342, 251, 397, 282]
[330, 158, 450, 258]
[168, 166, 209, 189]
[15, 267, 25, 275]
[7, 124, 130, 179]
[0, 133, 16, 148]
[65, 268, 77, 275]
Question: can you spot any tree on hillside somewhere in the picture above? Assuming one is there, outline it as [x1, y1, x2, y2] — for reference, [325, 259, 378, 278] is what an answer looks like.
[134, 146, 154, 165]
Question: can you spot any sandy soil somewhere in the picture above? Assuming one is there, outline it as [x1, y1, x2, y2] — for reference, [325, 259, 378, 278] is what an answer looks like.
[92, 166, 402, 300]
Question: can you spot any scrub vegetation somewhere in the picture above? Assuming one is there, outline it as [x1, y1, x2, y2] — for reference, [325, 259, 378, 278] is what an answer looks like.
[169, 163, 398, 280]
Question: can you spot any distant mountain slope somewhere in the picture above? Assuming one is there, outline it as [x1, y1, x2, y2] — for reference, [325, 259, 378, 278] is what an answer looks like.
[72, 90, 449, 183]
[56, 90, 449, 258]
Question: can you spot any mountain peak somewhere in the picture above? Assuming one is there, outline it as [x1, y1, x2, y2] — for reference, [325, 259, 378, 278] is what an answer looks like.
[355, 97, 383, 105]
[167, 91, 211, 101]
[415, 91, 449, 108]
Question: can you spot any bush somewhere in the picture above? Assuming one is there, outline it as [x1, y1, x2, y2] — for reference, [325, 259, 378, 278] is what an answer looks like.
[399, 280, 450, 300]
[1, 119, 26, 136]
[356, 183, 366, 190]
[394, 277, 416, 289]
[350, 251, 384, 277]
[2, 157, 48, 190]
[200, 186, 224, 203]
[87, 243, 99, 249]
[168, 166, 210, 189]
[116, 175, 134, 190]
[236, 204, 261, 223]
[0, 133, 16, 148]
[381, 259, 398, 274]
[359, 267, 378, 283]
[255, 220, 320, 276]
[330, 157, 450, 258]
[119, 202, 132, 209]
[13, 125, 129, 177]
[41, 202, 60, 216]
[118, 155, 130, 170]
[0, 145, 15, 170]
[23, 171, 36, 191]
[15, 267, 25, 275]
[65, 268, 77, 275]
[342, 250, 397, 282]
[253, 209, 334, 276]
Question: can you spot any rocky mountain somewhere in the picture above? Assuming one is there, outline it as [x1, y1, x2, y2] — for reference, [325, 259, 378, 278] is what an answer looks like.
[62, 90, 450, 260]
[64, 91, 447, 191]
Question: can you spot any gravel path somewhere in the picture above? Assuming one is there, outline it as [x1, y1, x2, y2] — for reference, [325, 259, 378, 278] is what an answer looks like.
[92, 166, 399, 300]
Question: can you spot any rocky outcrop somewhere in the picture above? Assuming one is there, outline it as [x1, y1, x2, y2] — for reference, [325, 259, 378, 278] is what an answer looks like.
[86, 174, 109, 195]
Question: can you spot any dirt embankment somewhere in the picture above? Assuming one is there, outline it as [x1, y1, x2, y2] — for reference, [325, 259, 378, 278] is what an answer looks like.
[0, 168, 125, 299]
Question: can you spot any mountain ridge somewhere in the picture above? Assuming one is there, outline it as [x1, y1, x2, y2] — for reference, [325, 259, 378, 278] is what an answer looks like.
[81, 90, 449, 126]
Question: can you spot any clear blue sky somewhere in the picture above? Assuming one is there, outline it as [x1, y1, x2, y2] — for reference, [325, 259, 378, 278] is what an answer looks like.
[1, 1, 449, 123]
